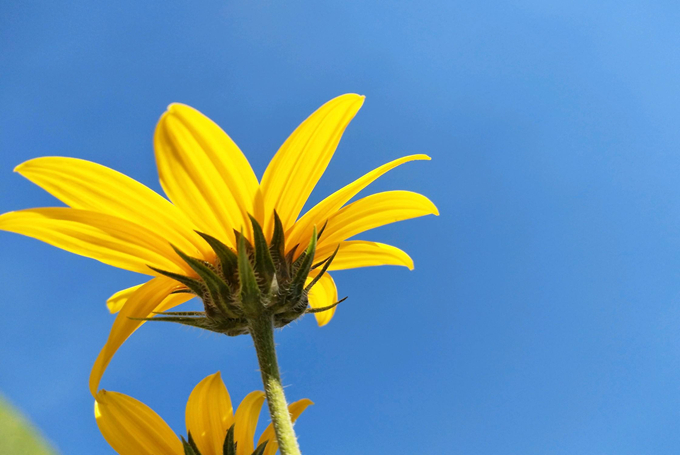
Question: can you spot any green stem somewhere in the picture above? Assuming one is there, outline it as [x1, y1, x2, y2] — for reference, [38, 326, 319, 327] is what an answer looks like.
[249, 314, 301, 455]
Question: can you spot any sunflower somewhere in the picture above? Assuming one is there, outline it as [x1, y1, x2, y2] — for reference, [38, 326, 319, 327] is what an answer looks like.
[0, 94, 438, 396]
[95, 371, 312, 455]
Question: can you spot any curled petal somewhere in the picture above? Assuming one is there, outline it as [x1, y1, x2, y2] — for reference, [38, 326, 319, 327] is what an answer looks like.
[185, 372, 234, 455]
[89, 277, 191, 396]
[95, 390, 182, 455]
[106, 284, 144, 314]
[306, 271, 338, 327]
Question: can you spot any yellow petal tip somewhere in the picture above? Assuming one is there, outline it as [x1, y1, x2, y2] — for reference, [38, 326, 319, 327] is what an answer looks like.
[338, 93, 366, 106]
[13, 159, 35, 174]
[165, 102, 194, 114]
[425, 198, 440, 216]
[404, 153, 430, 162]
[316, 317, 332, 327]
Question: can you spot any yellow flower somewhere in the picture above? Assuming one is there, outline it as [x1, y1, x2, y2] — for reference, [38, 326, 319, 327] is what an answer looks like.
[95, 371, 312, 455]
[0, 94, 438, 395]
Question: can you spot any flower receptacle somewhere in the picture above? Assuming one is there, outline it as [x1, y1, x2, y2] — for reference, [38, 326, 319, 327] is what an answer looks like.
[144, 213, 339, 335]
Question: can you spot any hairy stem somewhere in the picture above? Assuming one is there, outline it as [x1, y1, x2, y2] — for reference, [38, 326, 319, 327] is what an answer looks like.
[249, 314, 301, 455]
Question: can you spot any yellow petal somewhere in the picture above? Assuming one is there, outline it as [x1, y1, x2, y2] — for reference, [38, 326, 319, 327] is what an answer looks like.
[14, 157, 209, 258]
[287, 154, 430, 250]
[95, 390, 182, 455]
[89, 277, 191, 396]
[0, 208, 188, 275]
[259, 94, 365, 237]
[317, 191, 439, 249]
[154, 104, 259, 247]
[257, 398, 313, 455]
[315, 241, 414, 271]
[107, 284, 144, 314]
[106, 282, 186, 315]
[185, 372, 234, 455]
[233, 390, 266, 455]
[306, 272, 338, 327]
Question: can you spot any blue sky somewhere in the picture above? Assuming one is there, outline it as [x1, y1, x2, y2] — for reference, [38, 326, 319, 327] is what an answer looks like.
[2, 1, 680, 453]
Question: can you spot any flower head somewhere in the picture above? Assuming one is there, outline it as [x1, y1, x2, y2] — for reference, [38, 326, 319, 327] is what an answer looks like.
[0, 94, 438, 395]
[95, 371, 312, 455]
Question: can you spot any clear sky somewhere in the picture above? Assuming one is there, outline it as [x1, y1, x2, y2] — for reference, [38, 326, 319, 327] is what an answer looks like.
[2, 1, 680, 454]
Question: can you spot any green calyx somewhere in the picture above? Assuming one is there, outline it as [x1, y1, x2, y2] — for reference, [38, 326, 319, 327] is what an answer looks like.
[146, 212, 341, 335]
[181, 425, 268, 455]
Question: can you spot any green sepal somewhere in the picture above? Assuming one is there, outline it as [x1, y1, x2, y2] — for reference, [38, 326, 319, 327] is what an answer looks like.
[170, 288, 195, 295]
[182, 434, 202, 455]
[312, 255, 332, 270]
[316, 219, 329, 241]
[289, 227, 317, 300]
[306, 296, 347, 313]
[148, 266, 204, 296]
[237, 231, 261, 316]
[136, 314, 249, 336]
[221, 427, 267, 455]
[222, 424, 236, 455]
[195, 231, 238, 279]
[291, 250, 307, 271]
[233, 229, 253, 254]
[251, 441, 269, 455]
[153, 311, 206, 316]
[306, 245, 339, 292]
[171, 245, 232, 295]
[249, 215, 276, 291]
[269, 211, 288, 278]
[171, 245, 236, 318]
[284, 244, 299, 266]
[131, 315, 212, 327]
